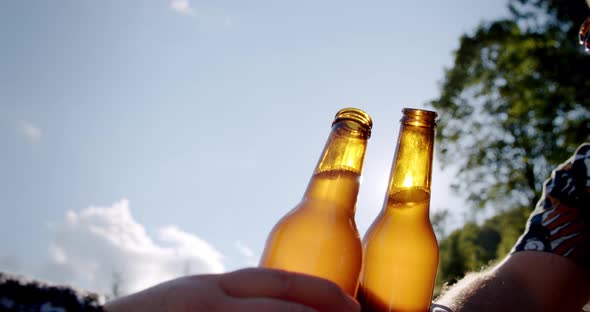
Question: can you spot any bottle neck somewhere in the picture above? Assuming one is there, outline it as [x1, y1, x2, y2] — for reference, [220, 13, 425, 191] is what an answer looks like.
[384, 121, 435, 212]
[302, 120, 369, 208]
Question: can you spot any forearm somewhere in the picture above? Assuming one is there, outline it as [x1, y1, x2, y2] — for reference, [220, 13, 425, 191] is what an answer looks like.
[436, 253, 590, 312]
[436, 265, 540, 312]
[437, 144, 590, 312]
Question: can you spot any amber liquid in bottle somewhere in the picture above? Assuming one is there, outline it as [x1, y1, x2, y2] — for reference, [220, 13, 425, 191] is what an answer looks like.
[259, 108, 372, 296]
[358, 108, 439, 312]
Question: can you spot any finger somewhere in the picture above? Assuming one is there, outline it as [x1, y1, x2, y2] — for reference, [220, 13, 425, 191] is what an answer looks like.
[219, 268, 359, 312]
[228, 297, 318, 312]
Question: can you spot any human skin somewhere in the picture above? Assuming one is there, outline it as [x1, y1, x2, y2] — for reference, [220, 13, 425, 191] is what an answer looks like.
[104, 267, 361, 312]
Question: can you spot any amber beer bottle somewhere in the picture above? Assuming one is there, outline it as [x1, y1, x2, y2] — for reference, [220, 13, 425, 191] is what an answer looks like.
[259, 108, 372, 296]
[358, 108, 439, 312]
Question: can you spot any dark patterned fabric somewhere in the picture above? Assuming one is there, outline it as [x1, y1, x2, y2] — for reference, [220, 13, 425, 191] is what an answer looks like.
[512, 143, 590, 268]
[0, 272, 104, 312]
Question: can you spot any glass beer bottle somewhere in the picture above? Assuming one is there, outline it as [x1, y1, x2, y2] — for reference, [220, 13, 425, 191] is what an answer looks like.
[259, 108, 372, 296]
[358, 108, 439, 312]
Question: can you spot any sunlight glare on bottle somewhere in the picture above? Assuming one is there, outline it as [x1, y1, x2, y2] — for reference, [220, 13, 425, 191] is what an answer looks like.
[402, 175, 414, 188]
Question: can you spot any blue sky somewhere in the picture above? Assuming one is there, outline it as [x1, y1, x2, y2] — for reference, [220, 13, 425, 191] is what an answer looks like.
[0, 0, 509, 295]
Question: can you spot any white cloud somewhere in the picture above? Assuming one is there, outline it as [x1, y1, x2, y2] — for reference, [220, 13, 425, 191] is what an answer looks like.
[41, 199, 224, 296]
[17, 120, 42, 143]
[235, 241, 254, 258]
[234, 240, 257, 266]
[170, 0, 195, 16]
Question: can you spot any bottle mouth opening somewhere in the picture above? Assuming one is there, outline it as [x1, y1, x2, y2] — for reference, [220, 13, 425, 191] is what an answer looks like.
[401, 108, 437, 128]
[333, 107, 373, 135]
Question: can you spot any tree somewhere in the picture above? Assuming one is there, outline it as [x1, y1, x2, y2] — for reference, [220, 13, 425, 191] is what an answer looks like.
[436, 229, 467, 291]
[429, 0, 590, 213]
[434, 206, 528, 291]
[432, 209, 450, 240]
[431, 0, 590, 295]
[481, 205, 530, 258]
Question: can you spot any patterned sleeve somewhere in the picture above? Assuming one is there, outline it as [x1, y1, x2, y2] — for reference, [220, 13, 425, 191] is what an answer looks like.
[0, 272, 105, 312]
[512, 143, 590, 268]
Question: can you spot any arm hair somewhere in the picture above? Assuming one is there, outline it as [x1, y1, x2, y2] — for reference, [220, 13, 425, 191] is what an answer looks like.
[435, 252, 590, 312]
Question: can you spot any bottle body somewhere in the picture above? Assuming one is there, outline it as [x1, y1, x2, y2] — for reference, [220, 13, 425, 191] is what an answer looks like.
[358, 109, 439, 312]
[359, 188, 439, 311]
[259, 108, 372, 297]
[260, 169, 363, 295]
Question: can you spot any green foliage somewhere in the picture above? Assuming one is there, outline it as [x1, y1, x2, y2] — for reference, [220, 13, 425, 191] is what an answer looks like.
[435, 206, 530, 293]
[426, 0, 590, 298]
[431, 209, 450, 240]
[482, 205, 530, 258]
[431, 0, 590, 298]
[429, 0, 590, 213]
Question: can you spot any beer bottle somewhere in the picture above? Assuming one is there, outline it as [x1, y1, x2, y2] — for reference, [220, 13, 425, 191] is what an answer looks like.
[259, 108, 372, 296]
[358, 108, 438, 312]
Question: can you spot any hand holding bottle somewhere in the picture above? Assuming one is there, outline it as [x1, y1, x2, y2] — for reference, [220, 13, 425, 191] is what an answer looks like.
[104, 268, 360, 312]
